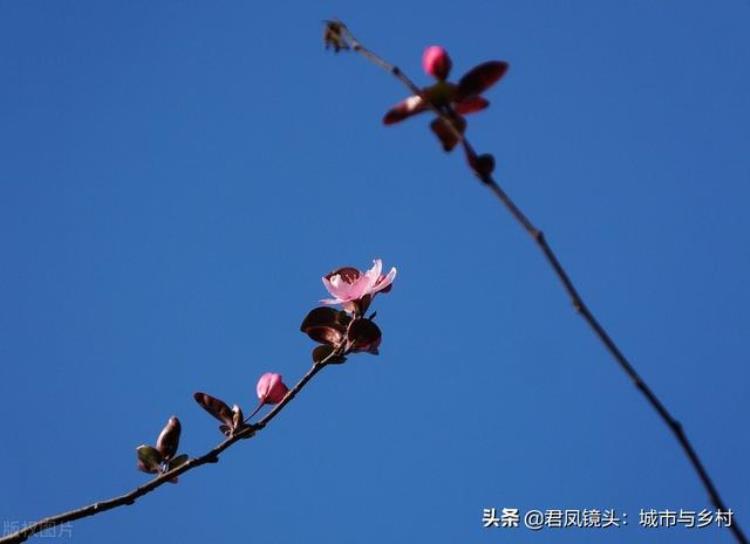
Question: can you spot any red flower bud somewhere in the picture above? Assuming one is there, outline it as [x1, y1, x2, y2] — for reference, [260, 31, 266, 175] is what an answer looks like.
[422, 45, 452, 80]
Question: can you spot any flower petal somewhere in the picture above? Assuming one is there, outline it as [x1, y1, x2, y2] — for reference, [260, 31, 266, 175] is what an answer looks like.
[346, 276, 372, 301]
[362, 259, 383, 292]
[323, 267, 364, 302]
[373, 267, 397, 294]
[323, 275, 354, 301]
[456, 61, 509, 100]
[322, 276, 344, 299]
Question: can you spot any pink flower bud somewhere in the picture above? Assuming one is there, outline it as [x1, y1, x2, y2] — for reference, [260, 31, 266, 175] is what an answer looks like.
[256, 372, 289, 405]
[422, 45, 452, 80]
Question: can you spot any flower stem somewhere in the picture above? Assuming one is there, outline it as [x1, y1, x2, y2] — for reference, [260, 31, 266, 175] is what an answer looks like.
[0, 348, 345, 544]
[329, 21, 747, 544]
[244, 401, 265, 423]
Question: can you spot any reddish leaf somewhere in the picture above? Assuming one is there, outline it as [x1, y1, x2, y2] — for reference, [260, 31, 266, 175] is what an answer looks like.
[300, 307, 345, 330]
[193, 392, 234, 426]
[301, 307, 350, 345]
[348, 318, 382, 355]
[312, 344, 347, 365]
[454, 96, 489, 115]
[310, 326, 344, 345]
[456, 61, 508, 99]
[430, 116, 466, 152]
[155, 416, 181, 461]
[383, 95, 428, 125]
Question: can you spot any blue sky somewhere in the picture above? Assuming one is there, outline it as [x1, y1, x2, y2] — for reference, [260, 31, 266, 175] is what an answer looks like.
[1, 1, 748, 543]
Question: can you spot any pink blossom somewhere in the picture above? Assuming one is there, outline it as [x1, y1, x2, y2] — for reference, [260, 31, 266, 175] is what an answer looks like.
[383, 46, 509, 151]
[422, 45, 452, 80]
[321, 259, 397, 311]
[256, 372, 289, 405]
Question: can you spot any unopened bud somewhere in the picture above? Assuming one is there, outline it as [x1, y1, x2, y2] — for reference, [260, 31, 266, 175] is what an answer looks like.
[256, 372, 289, 405]
[422, 46, 452, 80]
[155, 416, 181, 461]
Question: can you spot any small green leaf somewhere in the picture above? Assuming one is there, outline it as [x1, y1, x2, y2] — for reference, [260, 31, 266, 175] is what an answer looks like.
[136, 445, 163, 474]
[168, 454, 189, 471]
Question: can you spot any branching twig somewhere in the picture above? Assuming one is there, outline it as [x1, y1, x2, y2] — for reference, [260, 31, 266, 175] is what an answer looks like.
[328, 21, 747, 544]
[0, 352, 338, 544]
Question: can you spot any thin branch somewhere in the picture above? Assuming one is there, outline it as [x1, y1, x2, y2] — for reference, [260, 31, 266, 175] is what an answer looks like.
[0, 354, 336, 544]
[329, 21, 747, 544]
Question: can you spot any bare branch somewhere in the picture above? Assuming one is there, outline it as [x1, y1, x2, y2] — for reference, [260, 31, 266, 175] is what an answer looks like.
[0, 353, 336, 544]
[327, 20, 747, 544]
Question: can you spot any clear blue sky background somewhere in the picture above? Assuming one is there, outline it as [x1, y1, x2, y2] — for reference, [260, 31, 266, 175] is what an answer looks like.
[1, 1, 748, 543]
